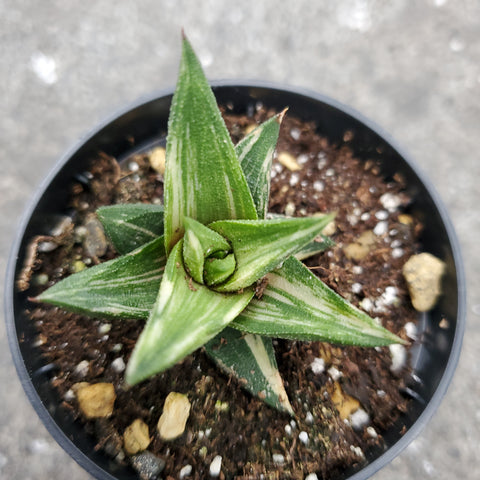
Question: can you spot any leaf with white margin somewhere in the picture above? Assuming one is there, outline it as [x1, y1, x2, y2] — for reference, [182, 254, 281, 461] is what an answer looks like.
[164, 35, 257, 253]
[209, 214, 335, 292]
[97, 203, 164, 254]
[232, 256, 403, 346]
[125, 241, 254, 385]
[37, 237, 166, 320]
[236, 111, 285, 218]
[205, 329, 293, 414]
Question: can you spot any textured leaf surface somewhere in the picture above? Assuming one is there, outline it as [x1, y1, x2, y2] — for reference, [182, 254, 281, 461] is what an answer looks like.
[97, 204, 164, 254]
[233, 256, 403, 346]
[236, 112, 284, 218]
[125, 241, 254, 385]
[205, 329, 293, 414]
[210, 214, 335, 292]
[164, 36, 257, 252]
[37, 237, 166, 319]
[182, 217, 231, 283]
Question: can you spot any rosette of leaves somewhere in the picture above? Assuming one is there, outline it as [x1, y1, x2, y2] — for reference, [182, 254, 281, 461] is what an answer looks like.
[38, 35, 402, 414]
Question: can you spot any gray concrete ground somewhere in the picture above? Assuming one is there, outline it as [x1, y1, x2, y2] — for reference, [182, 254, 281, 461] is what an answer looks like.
[1, 1, 479, 479]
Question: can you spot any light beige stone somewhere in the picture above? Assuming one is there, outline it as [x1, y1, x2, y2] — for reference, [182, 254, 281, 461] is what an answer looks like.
[277, 151, 301, 171]
[149, 146, 166, 175]
[344, 230, 376, 260]
[157, 392, 191, 441]
[76, 383, 116, 419]
[403, 252, 446, 311]
[123, 419, 150, 455]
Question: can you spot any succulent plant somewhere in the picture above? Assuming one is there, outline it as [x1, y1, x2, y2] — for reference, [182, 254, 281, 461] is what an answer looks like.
[37, 35, 402, 414]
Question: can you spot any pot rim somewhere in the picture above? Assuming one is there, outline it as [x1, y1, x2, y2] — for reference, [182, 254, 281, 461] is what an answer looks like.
[5, 81, 466, 480]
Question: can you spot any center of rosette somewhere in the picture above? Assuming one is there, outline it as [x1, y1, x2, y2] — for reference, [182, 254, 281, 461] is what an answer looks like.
[182, 217, 236, 287]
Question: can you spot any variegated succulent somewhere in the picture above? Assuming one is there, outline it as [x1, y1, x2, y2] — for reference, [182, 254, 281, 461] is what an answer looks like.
[38, 35, 402, 414]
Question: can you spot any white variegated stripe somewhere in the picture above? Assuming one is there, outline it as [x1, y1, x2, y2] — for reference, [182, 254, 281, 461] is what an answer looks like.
[232, 256, 401, 346]
[243, 334, 293, 414]
[113, 220, 159, 239]
[211, 215, 334, 292]
[125, 241, 254, 385]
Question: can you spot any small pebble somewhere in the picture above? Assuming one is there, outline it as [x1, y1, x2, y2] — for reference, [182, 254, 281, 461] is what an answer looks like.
[351, 282, 363, 294]
[285, 202, 296, 216]
[111, 357, 126, 373]
[32, 273, 49, 286]
[305, 411, 314, 425]
[289, 172, 299, 186]
[157, 392, 191, 440]
[392, 247, 404, 258]
[284, 424, 293, 436]
[131, 451, 165, 480]
[389, 344, 407, 373]
[352, 265, 363, 274]
[74, 360, 90, 378]
[272, 453, 285, 466]
[76, 383, 116, 419]
[403, 253, 446, 311]
[380, 193, 402, 212]
[209, 455, 222, 478]
[299, 431, 309, 445]
[128, 161, 139, 172]
[123, 419, 150, 455]
[375, 210, 389, 220]
[350, 445, 365, 459]
[366, 426, 378, 438]
[290, 128, 301, 140]
[313, 180, 324, 192]
[83, 215, 108, 258]
[297, 153, 309, 164]
[179, 464, 193, 479]
[111, 343, 123, 353]
[64, 389, 75, 401]
[404, 321, 418, 340]
[328, 366, 343, 381]
[310, 357, 325, 375]
[149, 147, 166, 175]
[98, 323, 112, 335]
[305, 474, 318, 480]
[349, 408, 370, 430]
[373, 221, 389, 236]
[278, 151, 301, 171]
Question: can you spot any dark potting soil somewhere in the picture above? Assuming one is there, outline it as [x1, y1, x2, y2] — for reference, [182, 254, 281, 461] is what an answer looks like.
[22, 104, 422, 480]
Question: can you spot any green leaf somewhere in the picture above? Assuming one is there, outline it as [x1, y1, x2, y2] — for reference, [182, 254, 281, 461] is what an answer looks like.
[205, 329, 293, 414]
[97, 204, 164, 254]
[37, 237, 166, 319]
[295, 235, 335, 260]
[125, 241, 254, 385]
[164, 35, 257, 253]
[209, 214, 335, 292]
[204, 254, 236, 286]
[232, 256, 403, 346]
[183, 217, 231, 283]
[236, 111, 285, 218]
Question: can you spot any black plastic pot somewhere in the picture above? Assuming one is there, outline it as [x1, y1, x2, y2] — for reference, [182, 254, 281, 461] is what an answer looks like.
[5, 83, 466, 480]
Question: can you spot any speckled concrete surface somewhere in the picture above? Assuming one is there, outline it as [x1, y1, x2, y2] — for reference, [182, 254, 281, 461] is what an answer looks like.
[1, 1, 479, 479]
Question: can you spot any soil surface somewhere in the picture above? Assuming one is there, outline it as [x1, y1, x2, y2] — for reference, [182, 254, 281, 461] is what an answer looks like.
[23, 104, 422, 480]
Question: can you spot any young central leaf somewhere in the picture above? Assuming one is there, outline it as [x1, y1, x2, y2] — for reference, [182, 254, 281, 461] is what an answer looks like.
[183, 217, 232, 284]
[164, 36, 257, 253]
[125, 241, 254, 385]
[209, 214, 335, 292]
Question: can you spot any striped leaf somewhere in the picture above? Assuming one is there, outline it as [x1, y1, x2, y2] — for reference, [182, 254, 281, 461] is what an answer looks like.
[37, 237, 166, 319]
[182, 217, 231, 284]
[164, 35, 257, 253]
[236, 111, 285, 218]
[232, 256, 403, 346]
[294, 235, 335, 260]
[125, 241, 254, 385]
[209, 214, 335, 292]
[97, 204, 164, 254]
[205, 329, 293, 414]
